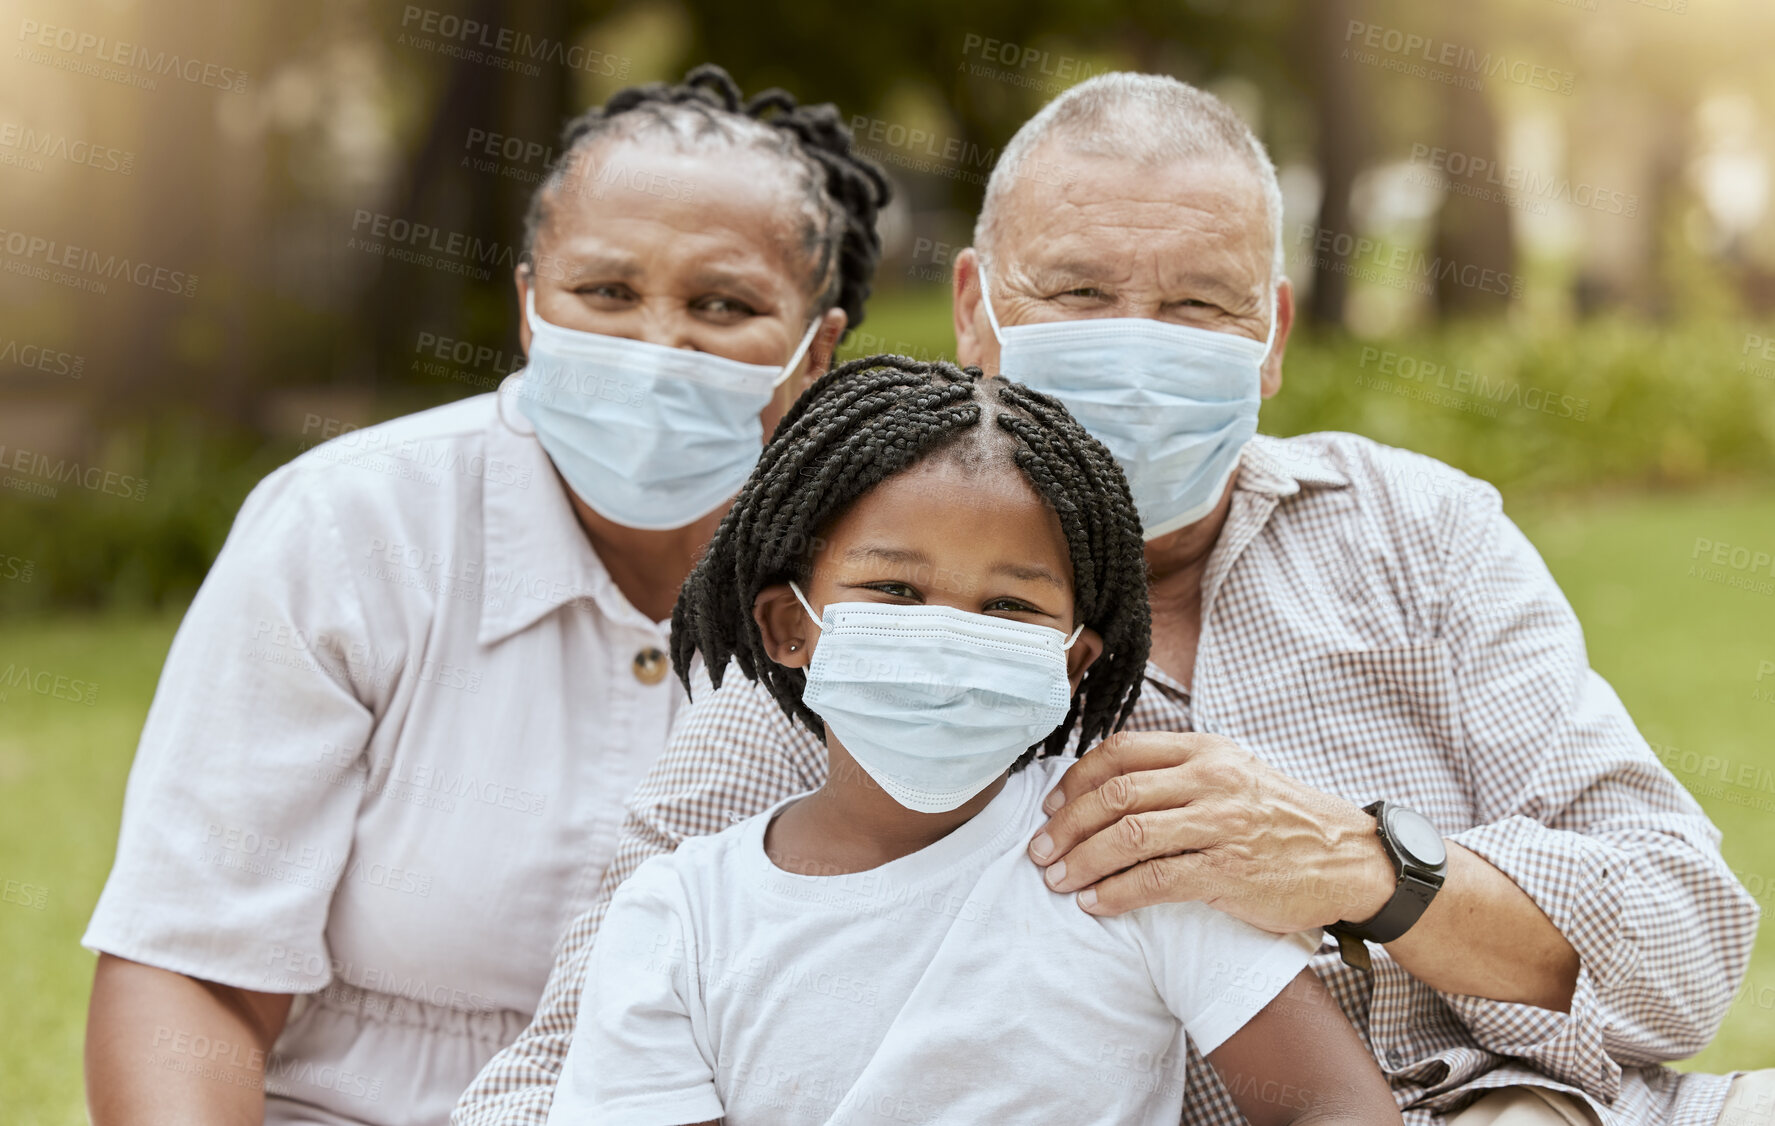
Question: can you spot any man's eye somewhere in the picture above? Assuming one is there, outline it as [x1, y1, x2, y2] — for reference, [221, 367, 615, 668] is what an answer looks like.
[578, 283, 634, 302]
[1059, 287, 1104, 299]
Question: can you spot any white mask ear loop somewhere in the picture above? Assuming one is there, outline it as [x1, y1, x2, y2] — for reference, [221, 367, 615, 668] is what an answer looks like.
[976, 262, 1006, 345]
[788, 580, 825, 630]
[773, 314, 826, 389]
[497, 285, 546, 438]
[1061, 622, 1086, 650]
[1258, 283, 1281, 364]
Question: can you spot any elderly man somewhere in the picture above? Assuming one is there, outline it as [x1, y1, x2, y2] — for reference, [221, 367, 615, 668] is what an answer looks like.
[456, 73, 1767, 1126]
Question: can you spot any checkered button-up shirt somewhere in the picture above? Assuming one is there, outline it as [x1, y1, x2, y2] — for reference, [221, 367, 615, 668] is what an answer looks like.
[454, 432, 1758, 1126]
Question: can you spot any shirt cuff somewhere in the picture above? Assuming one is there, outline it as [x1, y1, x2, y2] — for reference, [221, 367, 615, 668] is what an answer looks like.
[1437, 816, 1628, 1102]
[1440, 966, 1622, 1103]
[1186, 929, 1322, 1058]
[83, 902, 334, 995]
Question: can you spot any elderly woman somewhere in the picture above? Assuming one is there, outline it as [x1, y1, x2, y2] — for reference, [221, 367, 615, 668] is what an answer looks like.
[80, 65, 888, 1126]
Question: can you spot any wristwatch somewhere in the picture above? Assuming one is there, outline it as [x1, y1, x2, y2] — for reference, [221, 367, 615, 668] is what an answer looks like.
[1327, 800, 1447, 970]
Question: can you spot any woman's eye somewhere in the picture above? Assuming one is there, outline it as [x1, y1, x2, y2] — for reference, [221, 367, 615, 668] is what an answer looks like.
[696, 296, 758, 321]
[984, 597, 1036, 613]
[1059, 286, 1104, 299]
[868, 582, 919, 600]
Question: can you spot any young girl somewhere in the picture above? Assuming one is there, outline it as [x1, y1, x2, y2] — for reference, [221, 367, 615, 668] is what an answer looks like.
[546, 356, 1402, 1126]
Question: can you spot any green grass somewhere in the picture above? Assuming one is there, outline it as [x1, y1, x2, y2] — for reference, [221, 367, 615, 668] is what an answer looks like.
[1, 611, 184, 1124]
[1509, 489, 1775, 1075]
[2, 491, 1771, 1121]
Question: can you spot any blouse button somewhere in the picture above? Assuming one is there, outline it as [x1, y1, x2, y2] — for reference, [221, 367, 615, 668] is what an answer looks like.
[632, 647, 668, 685]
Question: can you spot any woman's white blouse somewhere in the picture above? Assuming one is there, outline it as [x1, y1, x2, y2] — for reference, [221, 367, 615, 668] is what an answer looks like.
[84, 380, 689, 1125]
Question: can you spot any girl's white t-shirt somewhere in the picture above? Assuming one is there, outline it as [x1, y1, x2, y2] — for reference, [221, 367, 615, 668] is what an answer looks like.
[549, 755, 1321, 1126]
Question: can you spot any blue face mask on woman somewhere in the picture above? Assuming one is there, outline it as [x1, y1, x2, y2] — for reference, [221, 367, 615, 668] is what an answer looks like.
[790, 581, 1086, 813]
[517, 291, 821, 530]
[979, 267, 1275, 539]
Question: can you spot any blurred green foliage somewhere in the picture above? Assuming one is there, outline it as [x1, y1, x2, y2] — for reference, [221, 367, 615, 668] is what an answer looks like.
[0, 414, 282, 617]
[847, 287, 1775, 492]
[1265, 319, 1775, 494]
[5, 291, 1772, 617]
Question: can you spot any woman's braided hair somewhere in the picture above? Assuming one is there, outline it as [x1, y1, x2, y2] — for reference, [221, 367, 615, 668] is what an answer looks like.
[672, 354, 1152, 767]
[523, 63, 891, 329]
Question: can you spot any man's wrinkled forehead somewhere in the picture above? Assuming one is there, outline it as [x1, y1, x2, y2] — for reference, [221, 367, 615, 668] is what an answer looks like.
[990, 145, 1273, 288]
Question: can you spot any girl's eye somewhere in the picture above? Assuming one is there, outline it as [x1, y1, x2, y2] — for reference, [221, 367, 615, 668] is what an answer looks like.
[984, 597, 1037, 613]
[867, 582, 920, 600]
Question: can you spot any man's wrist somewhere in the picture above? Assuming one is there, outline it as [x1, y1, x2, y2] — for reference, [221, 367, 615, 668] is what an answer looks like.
[1332, 801, 1397, 925]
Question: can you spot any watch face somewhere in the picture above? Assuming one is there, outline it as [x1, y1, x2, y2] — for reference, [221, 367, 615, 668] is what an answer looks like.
[1387, 807, 1447, 868]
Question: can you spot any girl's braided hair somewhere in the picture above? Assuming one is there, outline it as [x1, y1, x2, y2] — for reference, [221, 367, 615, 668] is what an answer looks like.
[523, 63, 890, 329]
[672, 354, 1152, 766]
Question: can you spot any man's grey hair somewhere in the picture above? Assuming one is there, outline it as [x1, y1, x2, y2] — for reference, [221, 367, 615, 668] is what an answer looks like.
[974, 72, 1286, 288]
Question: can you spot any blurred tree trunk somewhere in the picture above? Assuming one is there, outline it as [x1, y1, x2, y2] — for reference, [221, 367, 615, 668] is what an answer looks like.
[101, 12, 208, 424]
[483, 0, 570, 361]
[1633, 100, 1685, 321]
[213, 5, 275, 425]
[1429, 7, 1513, 318]
[500, 0, 571, 265]
[1307, 0, 1365, 326]
[1571, 86, 1682, 319]
[366, 0, 506, 393]
[1430, 85, 1515, 317]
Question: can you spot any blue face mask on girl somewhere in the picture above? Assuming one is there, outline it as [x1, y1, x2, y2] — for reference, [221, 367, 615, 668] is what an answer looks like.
[978, 267, 1276, 539]
[790, 581, 1086, 813]
[517, 290, 822, 530]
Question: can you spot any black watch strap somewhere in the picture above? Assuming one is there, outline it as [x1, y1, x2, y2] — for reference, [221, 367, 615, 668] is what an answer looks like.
[1328, 801, 1447, 971]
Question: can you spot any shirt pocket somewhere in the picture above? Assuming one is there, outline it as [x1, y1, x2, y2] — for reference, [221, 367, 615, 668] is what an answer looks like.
[1300, 642, 1473, 831]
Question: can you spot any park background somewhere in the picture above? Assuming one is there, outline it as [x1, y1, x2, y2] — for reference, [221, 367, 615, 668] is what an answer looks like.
[3, 0, 1774, 1120]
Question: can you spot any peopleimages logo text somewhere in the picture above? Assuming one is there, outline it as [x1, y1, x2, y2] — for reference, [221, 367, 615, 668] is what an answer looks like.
[0, 228, 198, 297]
[398, 7, 629, 77]
[16, 19, 248, 93]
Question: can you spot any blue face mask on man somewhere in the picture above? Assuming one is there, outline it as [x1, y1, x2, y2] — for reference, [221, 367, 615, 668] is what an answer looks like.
[978, 267, 1276, 539]
[516, 290, 821, 531]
